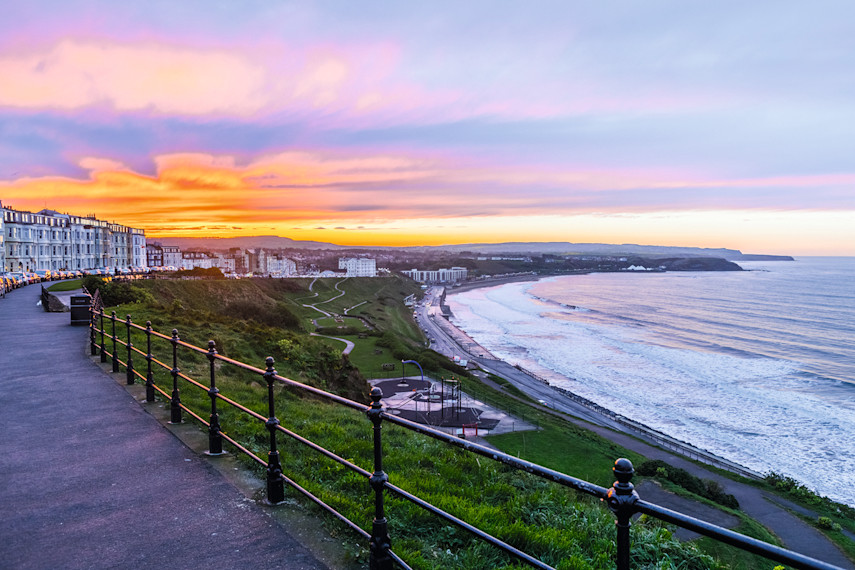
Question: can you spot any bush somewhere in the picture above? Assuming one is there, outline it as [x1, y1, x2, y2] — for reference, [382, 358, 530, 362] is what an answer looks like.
[83, 276, 154, 306]
[637, 460, 739, 509]
[315, 326, 362, 336]
[174, 267, 225, 279]
[817, 516, 840, 531]
[223, 300, 300, 330]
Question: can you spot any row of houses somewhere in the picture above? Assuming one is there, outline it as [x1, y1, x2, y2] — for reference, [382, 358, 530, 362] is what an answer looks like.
[1, 201, 146, 273]
[1, 202, 469, 285]
[145, 244, 299, 277]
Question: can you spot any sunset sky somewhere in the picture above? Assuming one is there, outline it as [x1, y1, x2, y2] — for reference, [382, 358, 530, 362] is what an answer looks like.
[1, 1, 853, 255]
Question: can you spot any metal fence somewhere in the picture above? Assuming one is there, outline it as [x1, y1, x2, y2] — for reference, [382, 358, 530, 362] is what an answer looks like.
[88, 301, 844, 570]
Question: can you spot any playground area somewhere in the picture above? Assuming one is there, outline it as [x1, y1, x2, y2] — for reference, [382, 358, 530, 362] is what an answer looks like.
[369, 375, 536, 439]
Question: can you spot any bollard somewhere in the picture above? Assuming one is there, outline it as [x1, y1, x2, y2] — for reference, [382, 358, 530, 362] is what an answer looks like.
[367, 387, 392, 570]
[606, 458, 639, 570]
[264, 357, 285, 504]
[205, 341, 225, 456]
[169, 329, 182, 424]
[144, 321, 155, 402]
[111, 311, 119, 373]
[125, 315, 134, 385]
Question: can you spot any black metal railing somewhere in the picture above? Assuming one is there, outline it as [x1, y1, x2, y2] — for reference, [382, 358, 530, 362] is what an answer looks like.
[89, 306, 845, 570]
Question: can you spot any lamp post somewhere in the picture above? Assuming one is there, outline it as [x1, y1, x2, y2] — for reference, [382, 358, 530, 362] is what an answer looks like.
[401, 359, 428, 417]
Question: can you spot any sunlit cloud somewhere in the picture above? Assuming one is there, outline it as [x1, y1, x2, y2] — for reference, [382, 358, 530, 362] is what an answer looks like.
[3, 149, 854, 247]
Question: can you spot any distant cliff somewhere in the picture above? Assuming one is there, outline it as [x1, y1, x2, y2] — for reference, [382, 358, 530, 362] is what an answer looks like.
[156, 235, 794, 262]
[650, 257, 743, 271]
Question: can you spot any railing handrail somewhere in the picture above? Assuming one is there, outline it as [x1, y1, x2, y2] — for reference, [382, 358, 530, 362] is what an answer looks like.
[88, 306, 846, 570]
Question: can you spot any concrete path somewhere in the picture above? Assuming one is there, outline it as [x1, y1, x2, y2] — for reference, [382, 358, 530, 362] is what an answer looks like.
[0, 285, 339, 570]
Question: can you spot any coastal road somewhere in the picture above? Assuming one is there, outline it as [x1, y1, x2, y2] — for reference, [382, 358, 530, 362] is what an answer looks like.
[425, 285, 855, 569]
[417, 287, 623, 429]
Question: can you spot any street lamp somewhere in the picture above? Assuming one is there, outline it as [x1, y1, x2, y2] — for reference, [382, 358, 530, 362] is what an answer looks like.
[402, 359, 428, 416]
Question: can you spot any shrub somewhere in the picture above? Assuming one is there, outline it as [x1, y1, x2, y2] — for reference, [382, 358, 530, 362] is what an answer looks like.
[817, 516, 841, 531]
[174, 267, 225, 279]
[84, 276, 155, 306]
[224, 300, 300, 330]
[637, 460, 739, 510]
[315, 326, 362, 336]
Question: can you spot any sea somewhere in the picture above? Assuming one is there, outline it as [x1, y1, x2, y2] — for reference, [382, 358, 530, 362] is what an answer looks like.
[446, 257, 855, 507]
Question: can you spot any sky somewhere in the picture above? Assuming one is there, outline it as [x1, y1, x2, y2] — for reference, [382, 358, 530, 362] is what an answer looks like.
[1, 1, 853, 255]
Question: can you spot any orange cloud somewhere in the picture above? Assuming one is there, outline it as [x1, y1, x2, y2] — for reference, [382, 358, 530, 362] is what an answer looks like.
[3, 149, 854, 252]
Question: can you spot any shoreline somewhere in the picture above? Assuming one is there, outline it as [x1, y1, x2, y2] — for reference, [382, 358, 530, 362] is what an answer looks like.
[439, 277, 764, 480]
[447, 272, 545, 294]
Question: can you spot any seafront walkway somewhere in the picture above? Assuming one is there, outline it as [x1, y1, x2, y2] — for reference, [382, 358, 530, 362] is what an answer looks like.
[0, 285, 339, 569]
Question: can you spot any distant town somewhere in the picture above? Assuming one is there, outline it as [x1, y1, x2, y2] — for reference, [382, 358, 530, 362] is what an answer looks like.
[2, 203, 791, 285]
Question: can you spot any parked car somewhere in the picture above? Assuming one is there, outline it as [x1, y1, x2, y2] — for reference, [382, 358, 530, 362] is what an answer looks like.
[8, 272, 27, 287]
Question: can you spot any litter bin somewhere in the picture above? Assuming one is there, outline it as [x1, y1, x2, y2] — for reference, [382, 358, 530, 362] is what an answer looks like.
[70, 293, 92, 326]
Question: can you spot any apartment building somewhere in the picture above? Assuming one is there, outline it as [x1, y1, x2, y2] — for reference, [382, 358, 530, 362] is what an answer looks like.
[2, 203, 146, 272]
[400, 266, 468, 283]
[264, 253, 297, 277]
[338, 257, 377, 277]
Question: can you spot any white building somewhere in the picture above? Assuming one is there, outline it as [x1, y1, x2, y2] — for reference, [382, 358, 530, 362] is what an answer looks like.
[181, 251, 214, 269]
[0, 201, 4, 272]
[401, 266, 468, 283]
[214, 253, 236, 274]
[338, 257, 377, 277]
[2, 204, 146, 272]
[265, 254, 296, 277]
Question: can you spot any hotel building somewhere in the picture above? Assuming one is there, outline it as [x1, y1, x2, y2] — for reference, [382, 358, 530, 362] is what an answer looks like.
[1, 202, 146, 272]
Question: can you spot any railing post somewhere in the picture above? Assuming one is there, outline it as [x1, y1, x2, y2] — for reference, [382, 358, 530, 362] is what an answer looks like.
[367, 387, 392, 570]
[144, 321, 155, 402]
[125, 315, 134, 385]
[606, 458, 639, 570]
[89, 303, 97, 356]
[169, 329, 182, 424]
[99, 309, 107, 363]
[111, 311, 119, 373]
[205, 341, 225, 456]
[264, 357, 285, 504]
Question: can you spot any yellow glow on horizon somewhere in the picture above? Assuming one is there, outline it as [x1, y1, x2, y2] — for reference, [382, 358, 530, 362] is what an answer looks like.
[2, 155, 854, 256]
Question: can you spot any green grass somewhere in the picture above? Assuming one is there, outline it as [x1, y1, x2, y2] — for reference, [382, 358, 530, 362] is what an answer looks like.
[314, 316, 367, 329]
[91, 278, 852, 569]
[487, 418, 644, 488]
[48, 279, 83, 291]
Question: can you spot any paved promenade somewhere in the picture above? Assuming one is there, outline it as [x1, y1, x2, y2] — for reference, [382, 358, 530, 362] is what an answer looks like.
[0, 285, 337, 570]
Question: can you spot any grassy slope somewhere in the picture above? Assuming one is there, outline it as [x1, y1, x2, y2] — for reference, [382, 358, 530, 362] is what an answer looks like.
[95, 277, 852, 569]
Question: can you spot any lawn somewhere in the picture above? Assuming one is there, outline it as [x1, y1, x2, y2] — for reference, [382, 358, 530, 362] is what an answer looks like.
[48, 279, 83, 291]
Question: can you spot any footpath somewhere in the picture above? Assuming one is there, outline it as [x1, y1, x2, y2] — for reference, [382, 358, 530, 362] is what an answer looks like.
[0, 285, 351, 570]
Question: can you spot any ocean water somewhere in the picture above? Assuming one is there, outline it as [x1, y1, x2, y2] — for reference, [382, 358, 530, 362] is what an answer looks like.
[446, 257, 855, 506]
